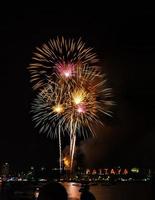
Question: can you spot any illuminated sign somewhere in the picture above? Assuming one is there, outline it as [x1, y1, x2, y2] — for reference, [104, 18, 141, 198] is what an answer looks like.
[86, 168, 129, 175]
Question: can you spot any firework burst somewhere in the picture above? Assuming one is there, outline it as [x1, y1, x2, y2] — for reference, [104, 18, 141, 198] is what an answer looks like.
[31, 82, 68, 137]
[29, 37, 114, 170]
[28, 37, 99, 90]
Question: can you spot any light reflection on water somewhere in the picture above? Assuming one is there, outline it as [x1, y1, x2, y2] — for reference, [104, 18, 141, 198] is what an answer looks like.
[63, 182, 81, 200]
[0, 181, 152, 200]
[63, 182, 151, 200]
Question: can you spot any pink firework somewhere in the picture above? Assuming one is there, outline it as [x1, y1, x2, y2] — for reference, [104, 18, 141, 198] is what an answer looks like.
[56, 62, 74, 78]
[76, 104, 86, 113]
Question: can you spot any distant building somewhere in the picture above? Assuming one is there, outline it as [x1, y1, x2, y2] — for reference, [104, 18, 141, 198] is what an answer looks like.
[1, 163, 9, 177]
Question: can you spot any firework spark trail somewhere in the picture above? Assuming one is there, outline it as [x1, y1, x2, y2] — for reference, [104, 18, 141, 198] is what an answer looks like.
[70, 121, 77, 169]
[69, 115, 73, 158]
[69, 115, 77, 169]
[29, 37, 114, 171]
[58, 124, 62, 172]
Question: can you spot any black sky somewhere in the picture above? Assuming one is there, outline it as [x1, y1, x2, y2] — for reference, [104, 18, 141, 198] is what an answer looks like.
[1, 7, 155, 171]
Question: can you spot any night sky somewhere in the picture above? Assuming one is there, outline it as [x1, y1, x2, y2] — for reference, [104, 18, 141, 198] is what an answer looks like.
[1, 7, 155, 171]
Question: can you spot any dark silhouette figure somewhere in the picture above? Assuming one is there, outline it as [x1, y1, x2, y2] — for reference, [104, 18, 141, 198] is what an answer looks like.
[80, 191, 96, 200]
[80, 184, 96, 200]
[151, 173, 155, 200]
[37, 181, 68, 200]
[1, 182, 15, 200]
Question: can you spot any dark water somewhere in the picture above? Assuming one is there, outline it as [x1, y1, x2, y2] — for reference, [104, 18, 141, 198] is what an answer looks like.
[0, 181, 152, 200]
[63, 182, 152, 200]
